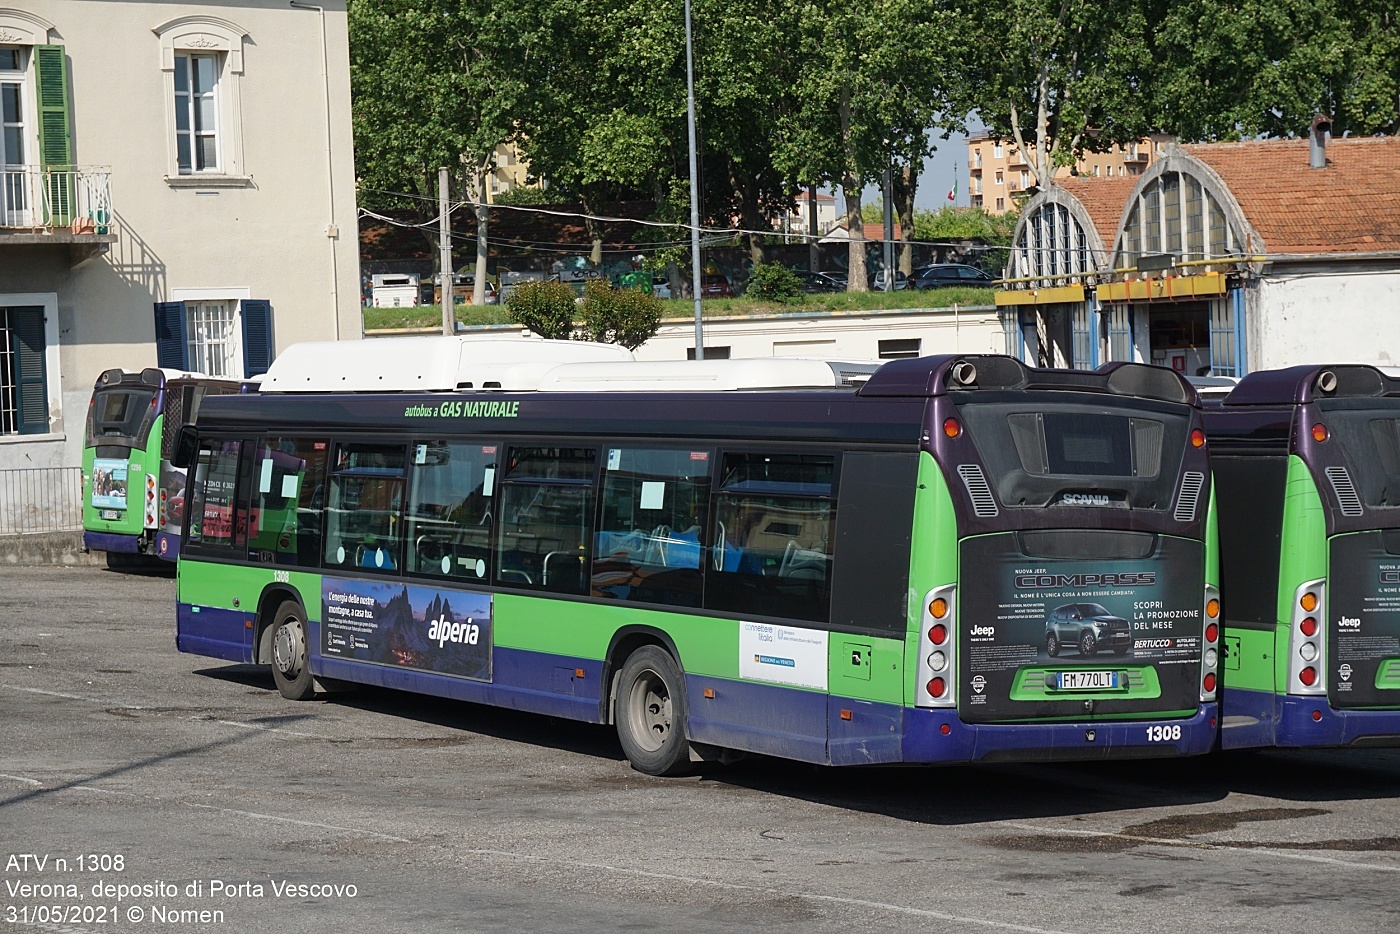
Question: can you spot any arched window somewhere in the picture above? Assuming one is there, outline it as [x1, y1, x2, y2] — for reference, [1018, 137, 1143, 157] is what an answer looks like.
[1117, 170, 1242, 266]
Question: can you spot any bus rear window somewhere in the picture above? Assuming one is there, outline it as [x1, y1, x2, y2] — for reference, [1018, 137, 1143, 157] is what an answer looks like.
[959, 401, 1188, 510]
[91, 387, 156, 441]
[1318, 404, 1400, 508]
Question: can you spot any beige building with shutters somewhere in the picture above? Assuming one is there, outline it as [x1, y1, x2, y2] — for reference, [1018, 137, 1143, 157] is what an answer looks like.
[0, 2, 360, 476]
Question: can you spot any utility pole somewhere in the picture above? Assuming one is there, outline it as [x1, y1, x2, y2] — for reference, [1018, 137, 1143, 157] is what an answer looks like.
[438, 166, 453, 336]
[808, 186, 820, 273]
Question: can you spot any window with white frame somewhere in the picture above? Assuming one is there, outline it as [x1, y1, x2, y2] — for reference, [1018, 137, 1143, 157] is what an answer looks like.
[186, 300, 240, 377]
[0, 304, 49, 436]
[173, 53, 220, 174]
[156, 16, 248, 182]
[0, 47, 28, 226]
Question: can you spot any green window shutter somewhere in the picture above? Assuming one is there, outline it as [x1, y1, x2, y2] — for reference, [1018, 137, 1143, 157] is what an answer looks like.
[11, 307, 50, 435]
[34, 45, 73, 226]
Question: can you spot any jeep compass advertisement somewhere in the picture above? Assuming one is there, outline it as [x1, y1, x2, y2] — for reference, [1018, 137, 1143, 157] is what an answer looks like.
[958, 533, 1204, 722]
[1328, 532, 1400, 708]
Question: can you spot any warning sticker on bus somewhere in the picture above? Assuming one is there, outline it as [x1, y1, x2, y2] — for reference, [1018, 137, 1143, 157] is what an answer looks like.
[321, 577, 493, 681]
[957, 533, 1204, 721]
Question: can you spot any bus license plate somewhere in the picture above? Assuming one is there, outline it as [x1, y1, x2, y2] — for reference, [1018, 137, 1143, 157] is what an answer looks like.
[1056, 670, 1119, 691]
[100, 509, 119, 520]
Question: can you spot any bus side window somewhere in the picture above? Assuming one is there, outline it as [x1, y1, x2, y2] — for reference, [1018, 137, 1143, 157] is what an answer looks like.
[249, 437, 327, 566]
[705, 451, 836, 623]
[322, 442, 406, 575]
[186, 440, 244, 549]
[496, 446, 596, 595]
[592, 447, 711, 608]
[406, 441, 496, 583]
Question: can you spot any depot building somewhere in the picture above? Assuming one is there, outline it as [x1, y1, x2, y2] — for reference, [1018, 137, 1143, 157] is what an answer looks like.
[998, 124, 1400, 376]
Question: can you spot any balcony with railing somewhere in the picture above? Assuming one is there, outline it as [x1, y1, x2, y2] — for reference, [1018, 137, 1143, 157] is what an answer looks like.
[0, 165, 117, 262]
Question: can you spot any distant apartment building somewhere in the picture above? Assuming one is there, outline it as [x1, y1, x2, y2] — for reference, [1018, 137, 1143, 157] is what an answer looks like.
[781, 190, 839, 236]
[967, 134, 1174, 213]
[486, 139, 546, 202]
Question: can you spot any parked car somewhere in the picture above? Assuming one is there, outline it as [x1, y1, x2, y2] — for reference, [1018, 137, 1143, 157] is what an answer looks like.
[793, 270, 844, 293]
[652, 275, 673, 299]
[870, 269, 908, 291]
[700, 274, 735, 298]
[439, 270, 500, 305]
[1044, 602, 1131, 657]
[908, 264, 996, 289]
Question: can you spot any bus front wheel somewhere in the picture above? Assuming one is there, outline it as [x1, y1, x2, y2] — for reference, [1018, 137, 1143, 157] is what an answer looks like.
[615, 646, 691, 776]
[269, 600, 315, 701]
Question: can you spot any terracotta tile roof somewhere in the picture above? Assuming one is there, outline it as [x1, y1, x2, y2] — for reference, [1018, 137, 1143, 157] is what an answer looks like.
[1055, 176, 1139, 244]
[1183, 137, 1400, 254]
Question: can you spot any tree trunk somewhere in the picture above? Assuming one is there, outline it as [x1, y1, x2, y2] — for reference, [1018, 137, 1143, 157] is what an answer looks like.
[839, 88, 867, 292]
[470, 166, 490, 306]
[893, 164, 917, 275]
[807, 186, 820, 272]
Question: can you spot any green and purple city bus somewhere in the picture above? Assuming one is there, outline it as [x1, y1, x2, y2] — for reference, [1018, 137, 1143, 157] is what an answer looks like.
[83, 367, 241, 566]
[1209, 364, 1400, 748]
[171, 338, 1219, 774]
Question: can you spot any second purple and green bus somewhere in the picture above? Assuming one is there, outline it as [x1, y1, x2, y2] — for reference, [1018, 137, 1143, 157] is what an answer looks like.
[172, 342, 1219, 773]
[1209, 364, 1400, 748]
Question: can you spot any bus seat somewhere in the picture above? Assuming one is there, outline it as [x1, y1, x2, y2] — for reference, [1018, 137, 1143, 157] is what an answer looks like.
[356, 543, 396, 570]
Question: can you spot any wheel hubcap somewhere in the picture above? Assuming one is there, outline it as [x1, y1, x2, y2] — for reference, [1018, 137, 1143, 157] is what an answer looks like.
[272, 620, 303, 675]
[627, 669, 671, 752]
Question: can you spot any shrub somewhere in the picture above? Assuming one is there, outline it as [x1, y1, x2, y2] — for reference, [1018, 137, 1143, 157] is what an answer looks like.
[745, 263, 804, 304]
[504, 279, 578, 340]
[581, 279, 662, 350]
[492, 186, 556, 207]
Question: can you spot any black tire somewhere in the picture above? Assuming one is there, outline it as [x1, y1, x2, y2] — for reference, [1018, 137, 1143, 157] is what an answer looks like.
[269, 600, 316, 700]
[1045, 632, 1060, 657]
[614, 645, 691, 776]
[1079, 630, 1097, 657]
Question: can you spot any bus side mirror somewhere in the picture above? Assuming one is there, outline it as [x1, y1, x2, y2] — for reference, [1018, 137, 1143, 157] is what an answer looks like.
[172, 425, 199, 469]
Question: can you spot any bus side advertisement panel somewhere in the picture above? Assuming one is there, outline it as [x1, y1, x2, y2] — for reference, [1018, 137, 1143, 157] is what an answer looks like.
[320, 577, 493, 682]
[958, 534, 1204, 722]
[1328, 533, 1400, 708]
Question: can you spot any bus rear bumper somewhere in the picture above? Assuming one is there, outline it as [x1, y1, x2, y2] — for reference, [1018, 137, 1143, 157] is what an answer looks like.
[1275, 693, 1400, 748]
[84, 531, 140, 553]
[900, 704, 1218, 764]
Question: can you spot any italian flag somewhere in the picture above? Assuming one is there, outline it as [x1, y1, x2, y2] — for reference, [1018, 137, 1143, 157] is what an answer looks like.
[947, 169, 958, 202]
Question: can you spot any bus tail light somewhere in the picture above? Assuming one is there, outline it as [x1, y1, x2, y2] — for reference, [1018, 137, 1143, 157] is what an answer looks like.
[943, 418, 962, 439]
[1191, 428, 1206, 448]
[916, 585, 957, 710]
[1288, 580, 1327, 697]
[144, 474, 158, 530]
[1200, 584, 1220, 702]
[1312, 423, 1329, 443]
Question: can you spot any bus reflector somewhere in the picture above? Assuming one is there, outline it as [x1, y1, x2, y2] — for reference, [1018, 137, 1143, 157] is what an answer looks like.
[1203, 672, 1216, 693]
[929, 623, 947, 644]
[1300, 616, 1318, 637]
[1312, 710, 1323, 721]
[939, 723, 951, 735]
[1301, 592, 1318, 612]
[943, 418, 961, 439]
[1300, 667, 1318, 687]
[930, 598, 949, 619]
[1205, 622, 1219, 643]
[926, 677, 947, 698]
[1191, 429, 1205, 448]
[1312, 424, 1328, 443]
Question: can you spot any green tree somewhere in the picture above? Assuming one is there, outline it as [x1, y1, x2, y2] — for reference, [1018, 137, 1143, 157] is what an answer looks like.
[504, 280, 579, 340]
[952, 0, 1157, 190]
[1152, 0, 1400, 139]
[581, 280, 663, 350]
[350, 0, 525, 304]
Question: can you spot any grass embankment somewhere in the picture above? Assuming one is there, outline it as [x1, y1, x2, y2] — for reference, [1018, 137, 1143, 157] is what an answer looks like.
[362, 287, 996, 332]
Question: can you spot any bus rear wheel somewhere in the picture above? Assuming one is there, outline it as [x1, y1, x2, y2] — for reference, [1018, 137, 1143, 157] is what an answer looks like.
[615, 646, 691, 776]
[269, 600, 315, 701]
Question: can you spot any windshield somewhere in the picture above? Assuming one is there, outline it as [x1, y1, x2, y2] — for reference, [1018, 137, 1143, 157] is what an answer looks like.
[1318, 401, 1400, 508]
[1078, 603, 1113, 617]
[956, 399, 1191, 511]
[89, 386, 157, 444]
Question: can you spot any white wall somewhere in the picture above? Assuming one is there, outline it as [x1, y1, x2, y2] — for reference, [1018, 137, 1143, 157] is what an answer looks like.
[1253, 270, 1400, 371]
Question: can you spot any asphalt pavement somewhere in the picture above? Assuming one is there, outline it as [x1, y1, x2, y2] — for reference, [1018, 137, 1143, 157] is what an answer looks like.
[4, 567, 1400, 933]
